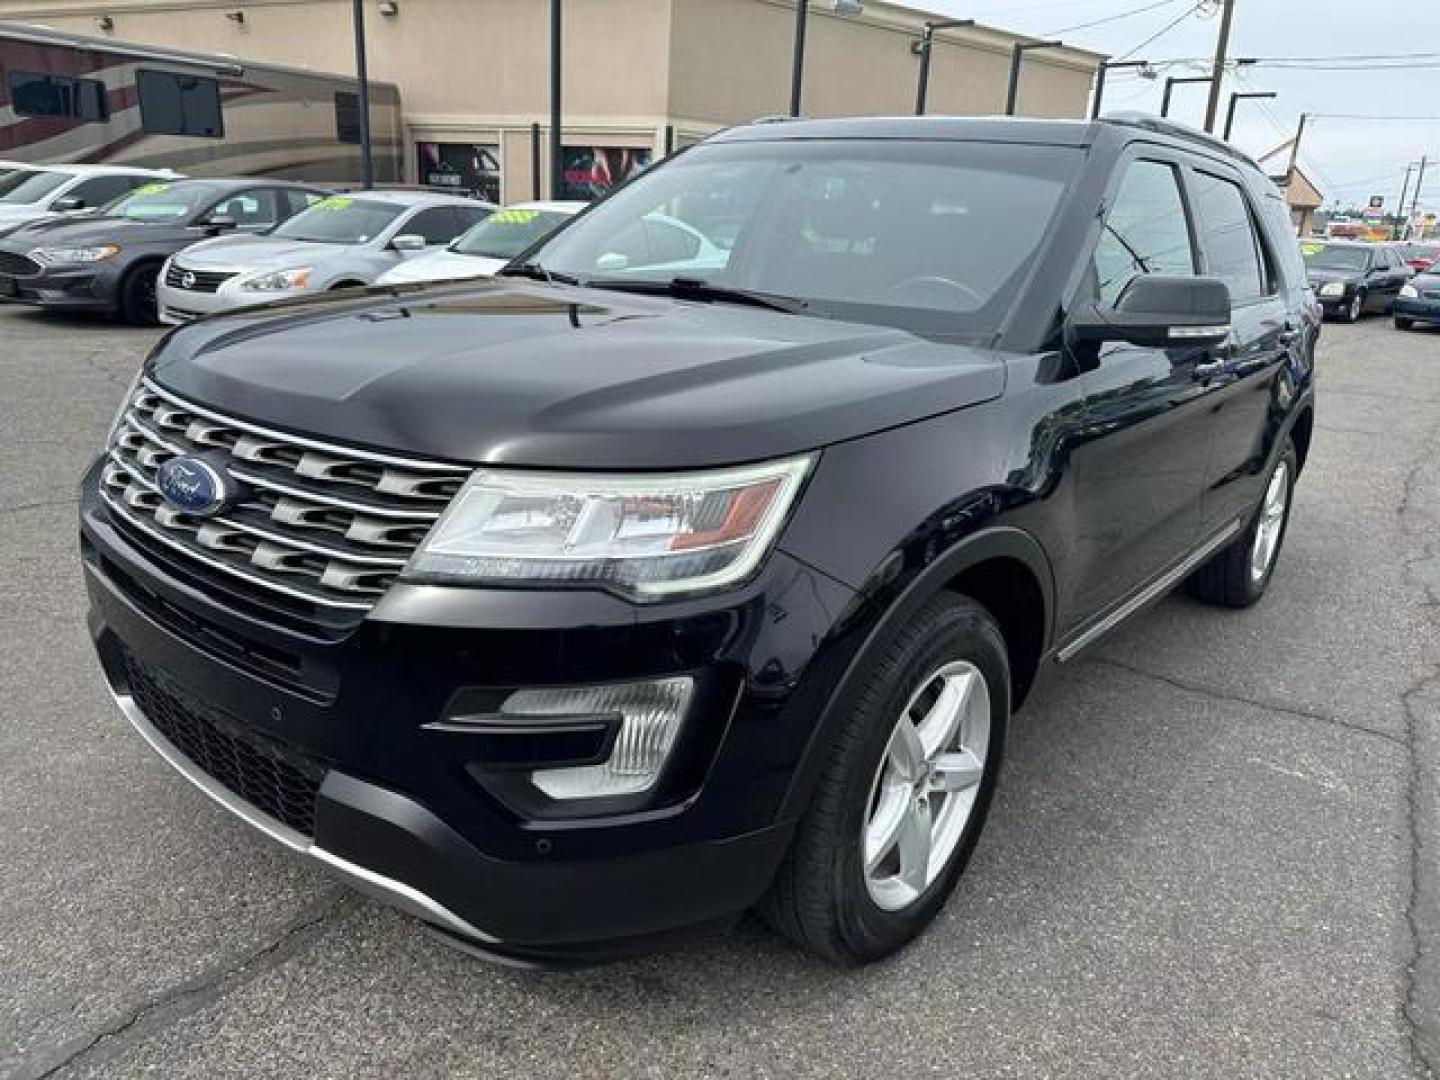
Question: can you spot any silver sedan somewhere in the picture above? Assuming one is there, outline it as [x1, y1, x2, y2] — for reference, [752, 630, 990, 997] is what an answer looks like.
[157, 190, 493, 324]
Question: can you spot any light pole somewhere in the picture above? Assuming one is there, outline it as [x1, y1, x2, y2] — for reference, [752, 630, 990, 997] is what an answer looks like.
[1397, 163, 1419, 240]
[791, 0, 864, 118]
[914, 18, 975, 116]
[1223, 90, 1276, 141]
[1160, 75, 1212, 119]
[350, 0, 373, 189]
[549, 0, 562, 199]
[1005, 40, 1061, 116]
[1091, 59, 1149, 120]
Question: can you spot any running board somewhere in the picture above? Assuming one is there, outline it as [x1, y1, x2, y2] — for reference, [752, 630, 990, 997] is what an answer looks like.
[1055, 519, 1243, 663]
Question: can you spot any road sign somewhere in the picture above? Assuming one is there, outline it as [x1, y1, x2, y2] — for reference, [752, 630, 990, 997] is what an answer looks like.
[1369, 195, 1385, 209]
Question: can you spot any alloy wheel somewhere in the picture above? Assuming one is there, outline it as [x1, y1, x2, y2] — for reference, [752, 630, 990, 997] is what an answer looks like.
[862, 660, 991, 912]
[1250, 459, 1290, 583]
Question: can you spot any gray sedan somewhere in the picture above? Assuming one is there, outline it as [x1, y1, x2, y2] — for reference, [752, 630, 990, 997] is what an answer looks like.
[157, 190, 493, 324]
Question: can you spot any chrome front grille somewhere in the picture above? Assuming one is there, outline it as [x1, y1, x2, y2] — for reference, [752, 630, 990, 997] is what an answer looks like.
[101, 378, 469, 613]
[164, 263, 238, 293]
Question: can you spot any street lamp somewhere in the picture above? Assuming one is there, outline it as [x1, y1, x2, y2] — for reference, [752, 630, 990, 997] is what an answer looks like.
[1090, 59, 1150, 120]
[914, 18, 975, 116]
[1005, 39, 1062, 116]
[1160, 75, 1212, 119]
[1223, 90, 1276, 141]
[791, 0, 865, 118]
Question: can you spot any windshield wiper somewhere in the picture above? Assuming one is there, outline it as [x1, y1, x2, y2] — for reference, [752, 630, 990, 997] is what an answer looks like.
[591, 276, 808, 314]
[499, 261, 580, 286]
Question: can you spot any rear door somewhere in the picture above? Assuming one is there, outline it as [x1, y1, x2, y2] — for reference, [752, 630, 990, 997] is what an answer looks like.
[1068, 152, 1223, 620]
[1184, 165, 1290, 534]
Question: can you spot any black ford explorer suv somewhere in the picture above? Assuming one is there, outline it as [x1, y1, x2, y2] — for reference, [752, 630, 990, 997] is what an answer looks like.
[81, 114, 1317, 966]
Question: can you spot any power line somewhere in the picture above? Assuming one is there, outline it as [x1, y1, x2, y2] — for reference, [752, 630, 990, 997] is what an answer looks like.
[1115, 2, 1205, 62]
[1045, 0, 1187, 36]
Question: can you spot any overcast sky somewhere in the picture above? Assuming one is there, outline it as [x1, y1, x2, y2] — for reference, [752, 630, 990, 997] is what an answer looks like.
[919, 0, 1440, 212]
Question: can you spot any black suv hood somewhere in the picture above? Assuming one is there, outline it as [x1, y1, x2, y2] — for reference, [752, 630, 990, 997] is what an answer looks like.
[149, 281, 1006, 469]
[0, 214, 201, 251]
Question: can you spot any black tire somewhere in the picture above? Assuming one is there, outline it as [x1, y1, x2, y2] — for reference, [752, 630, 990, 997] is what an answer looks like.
[1339, 292, 1363, 322]
[1395, 316, 1415, 330]
[118, 262, 161, 326]
[759, 594, 1009, 965]
[1187, 440, 1298, 609]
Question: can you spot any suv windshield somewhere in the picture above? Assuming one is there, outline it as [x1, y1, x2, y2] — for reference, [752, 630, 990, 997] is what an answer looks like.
[271, 196, 403, 244]
[108, 181, 228, 222]
[0, 169, 70, 205]
[528, 139, 1080, 334]
[455, 208, 573, 259]
[1302, 243, 1370, 272]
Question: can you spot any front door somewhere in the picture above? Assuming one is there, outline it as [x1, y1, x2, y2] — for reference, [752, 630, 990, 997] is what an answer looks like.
[1067, 156, 1225, 624]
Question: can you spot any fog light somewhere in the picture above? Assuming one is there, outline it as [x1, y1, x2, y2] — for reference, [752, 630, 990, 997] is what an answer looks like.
[504, 677, 694, 800]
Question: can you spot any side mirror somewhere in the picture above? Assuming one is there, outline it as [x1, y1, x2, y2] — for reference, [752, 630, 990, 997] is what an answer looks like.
[1069, 275, 1231, 349]
[202, 214, 237, 234]
[52, 196, 85, 212]
[391, 233, 426, 252]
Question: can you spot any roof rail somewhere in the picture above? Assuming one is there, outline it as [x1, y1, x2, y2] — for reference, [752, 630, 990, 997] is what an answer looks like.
[1102, 111, 1259, 168]
[749, 115, 801, 125]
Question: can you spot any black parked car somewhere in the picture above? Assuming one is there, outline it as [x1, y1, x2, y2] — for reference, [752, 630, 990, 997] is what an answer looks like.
[1302, 239, 1412, 322]
[1394, 263, 1440, 330]
[81, 114, 1317, 966]
[0, 178, 325, 324]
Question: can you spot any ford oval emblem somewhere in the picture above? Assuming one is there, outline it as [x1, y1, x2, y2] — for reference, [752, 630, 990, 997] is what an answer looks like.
[155, 455, 230, 516]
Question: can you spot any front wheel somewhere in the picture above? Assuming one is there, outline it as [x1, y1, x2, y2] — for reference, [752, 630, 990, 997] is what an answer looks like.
[759, 595, 1009, 965]
[1395, 316, 1415, 331]
[118, 263, 160, 326]
[1187, 440, 1297, 608]
[1339, 293, 1363, 322]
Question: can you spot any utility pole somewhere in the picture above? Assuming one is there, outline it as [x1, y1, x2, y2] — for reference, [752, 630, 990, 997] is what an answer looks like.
[1285, 112, 1307, 188]
[350, 0, 373, 189]
[790, 0, 809, 117]
[549, 0, 563, 200]
[915, 18, 975, 116]
[1413, 155, 1429, 220]
[1397, 164, 1416, 240]
[1202, 0, 1237, 133]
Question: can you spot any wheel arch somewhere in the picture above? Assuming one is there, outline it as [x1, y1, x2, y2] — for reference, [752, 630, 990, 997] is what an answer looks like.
[778, 526, 1055, 821]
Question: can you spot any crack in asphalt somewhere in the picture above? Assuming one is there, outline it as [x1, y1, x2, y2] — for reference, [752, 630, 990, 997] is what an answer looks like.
[1396, 408, 1440, 1080]
[1085, 655, 1410, 749]
[0, 496, 79, 517]
[18, 890, 350, 1080]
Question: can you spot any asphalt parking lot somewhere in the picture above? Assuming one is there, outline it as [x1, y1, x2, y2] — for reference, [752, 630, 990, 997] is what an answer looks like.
[2, 306, 1438, 1080]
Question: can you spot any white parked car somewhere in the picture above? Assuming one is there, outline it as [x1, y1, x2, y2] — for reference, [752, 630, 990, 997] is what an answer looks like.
[157, 190, 493, 324]
[376, 201, 585, 286]
[0, 161, 179, 230]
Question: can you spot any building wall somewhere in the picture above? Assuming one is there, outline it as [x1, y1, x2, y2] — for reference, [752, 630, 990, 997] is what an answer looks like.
[669, 0, 1098, 126]
[0, 0, 1103, 197]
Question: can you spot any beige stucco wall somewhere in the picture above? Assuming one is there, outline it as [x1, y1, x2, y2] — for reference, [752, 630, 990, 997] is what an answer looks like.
[668, 0, 1098, 125]
[0, 0, 1102, 195]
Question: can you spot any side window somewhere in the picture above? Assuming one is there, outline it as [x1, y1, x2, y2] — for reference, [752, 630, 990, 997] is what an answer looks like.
[453, 206, 491, 233]
[137, 70, 223, 138]
[405, 207, 464, 245]
[9, 71, 108, 121]
[282, 190, 323, 218]
[1258, 194, 1305, 289]
[334, 92, 361, 145]
[1190, 170, 1265, 305]
[1092, 159, 1197, 306]
[210, 189, 281, 228]
[66, 175, 143, 209]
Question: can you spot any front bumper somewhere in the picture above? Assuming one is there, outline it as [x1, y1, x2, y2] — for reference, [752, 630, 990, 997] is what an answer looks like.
[0, 264, 117, 311]
[158, 275, 314, 325]
[1394, 295, 1440, 322]
[80, 459, 854, 962]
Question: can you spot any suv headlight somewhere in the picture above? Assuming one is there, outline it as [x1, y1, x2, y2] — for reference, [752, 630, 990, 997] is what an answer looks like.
[405, 455, 814, 600]
[240, 266, 312, 292]
[32, 244, 119, 265]
[1401, 283, 1419, 299]
[1318, 281, 1346, 298]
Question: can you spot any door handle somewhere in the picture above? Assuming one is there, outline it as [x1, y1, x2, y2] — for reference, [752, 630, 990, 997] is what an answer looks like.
[1194, 359, 1228, 379]
[1278, 327, 1303, 346]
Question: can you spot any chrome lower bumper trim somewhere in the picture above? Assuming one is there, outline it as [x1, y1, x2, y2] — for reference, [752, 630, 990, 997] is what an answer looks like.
[110, 688, 501, 945]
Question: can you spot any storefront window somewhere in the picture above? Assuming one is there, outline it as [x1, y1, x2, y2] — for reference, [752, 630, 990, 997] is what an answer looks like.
[417, 142, 501, 203]
[561, 147, 652, 201]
